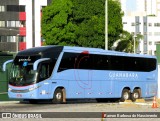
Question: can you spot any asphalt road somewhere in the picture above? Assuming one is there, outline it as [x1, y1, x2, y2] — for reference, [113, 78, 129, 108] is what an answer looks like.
[0, 99, 160, 121]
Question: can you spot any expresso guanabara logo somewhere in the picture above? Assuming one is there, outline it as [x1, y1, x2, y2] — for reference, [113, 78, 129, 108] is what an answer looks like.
[19, 57, 31, 62]
[109, 72, 138, 79]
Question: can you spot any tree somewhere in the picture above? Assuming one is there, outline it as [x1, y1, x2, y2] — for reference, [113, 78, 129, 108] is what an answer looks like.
[72, 0, 105, 48]
[108, 0, 123, 49]
[41, 0, 123, 49]
[115, 31, 143, 53]
[41, 0, 77, 46]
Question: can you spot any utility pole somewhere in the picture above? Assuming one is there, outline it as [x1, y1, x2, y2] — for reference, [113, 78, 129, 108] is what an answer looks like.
[134, 35, 137, 54]
[16, 34, 19, 53]
[105, 0, 108, 50]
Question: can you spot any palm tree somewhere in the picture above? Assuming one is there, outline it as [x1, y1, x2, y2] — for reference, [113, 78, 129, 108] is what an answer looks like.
[115, 30, 143, 53]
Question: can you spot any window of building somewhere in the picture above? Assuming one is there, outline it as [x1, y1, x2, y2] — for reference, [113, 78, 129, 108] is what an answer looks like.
[148, 32, 152, 36]
[0, 21, 5, 27]
[123, 22, 127, 24]
[7, 36, 15, 42]
[19, 36, 26, 42]
[16, 21, 20, 27]
[0, 6, 5, 12]
[149, 41, 152, 45]
[7, 21, 20, 27]
[135, 22, 141, 25]
[131, 23, 135, 26]
[144, 41, 147, 44]
[144, 32, 147, 35]
[0, 36, 5, 42]
[154, 23, 160, 27]
[7, 21, 14, 27]
[6, 5, 25, 12]
[148, 23, 152, 26]
[154, 32, 160, 36]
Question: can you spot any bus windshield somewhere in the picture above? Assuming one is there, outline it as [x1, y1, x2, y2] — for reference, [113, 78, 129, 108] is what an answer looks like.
[9, 64, 37, 86]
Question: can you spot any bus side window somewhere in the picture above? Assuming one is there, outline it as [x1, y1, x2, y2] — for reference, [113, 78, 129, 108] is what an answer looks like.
[58, 52, 78, 72]
[38, 63, 49, 82]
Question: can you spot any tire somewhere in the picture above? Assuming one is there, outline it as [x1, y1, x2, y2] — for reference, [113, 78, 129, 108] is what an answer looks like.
[131, 89, 141, 102]
[120, 89, 130, 102]
[52, 88, 63, 104]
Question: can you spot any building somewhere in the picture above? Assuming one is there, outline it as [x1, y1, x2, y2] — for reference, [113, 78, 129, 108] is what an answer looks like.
[123, 16, 160, 55]
[120, 0, 160, 16]
[120, 0, 160, 55]
[0, 0, 51, 52]
[157, 0, 160, 16]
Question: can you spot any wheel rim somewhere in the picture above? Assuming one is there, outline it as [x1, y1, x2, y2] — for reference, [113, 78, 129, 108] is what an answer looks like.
[123, 92, 129, 100]
[56, 92, 62, 100]
[133, 93, 139, 99]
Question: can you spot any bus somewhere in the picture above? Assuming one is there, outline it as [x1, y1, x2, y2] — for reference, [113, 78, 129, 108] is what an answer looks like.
[2, 46, 157, 104]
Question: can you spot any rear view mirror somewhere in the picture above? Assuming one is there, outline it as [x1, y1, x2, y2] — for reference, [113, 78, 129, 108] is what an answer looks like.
[2, 60, 13, 71]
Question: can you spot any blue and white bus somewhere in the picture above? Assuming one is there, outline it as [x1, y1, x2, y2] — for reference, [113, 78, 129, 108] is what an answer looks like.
[3, 46, 158, 103]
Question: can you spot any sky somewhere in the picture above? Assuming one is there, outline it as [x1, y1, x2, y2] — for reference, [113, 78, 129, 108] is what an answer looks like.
[126, 0, 136, 11]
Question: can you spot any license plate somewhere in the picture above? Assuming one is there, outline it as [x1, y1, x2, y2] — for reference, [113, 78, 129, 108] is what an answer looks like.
[16, 94, 22, 98]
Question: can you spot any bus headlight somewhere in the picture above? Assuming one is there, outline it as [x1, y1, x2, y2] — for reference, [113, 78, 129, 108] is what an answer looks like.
[28, 86, 40, 91]
[29, 87, 36, 91]
[8, 88, 12, 91]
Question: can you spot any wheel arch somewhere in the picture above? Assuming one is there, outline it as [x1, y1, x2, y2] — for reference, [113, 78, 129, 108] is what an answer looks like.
[132, 87, 142, 97]
[120, 87, 131, 102]
[54, 86, 66, 103]
[122, 87, 131, 92]
[120, 87, 131, 97]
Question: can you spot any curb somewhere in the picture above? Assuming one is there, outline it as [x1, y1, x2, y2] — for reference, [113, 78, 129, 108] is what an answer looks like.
[0, 101, 20, 104]
[119, 102, 152, 106]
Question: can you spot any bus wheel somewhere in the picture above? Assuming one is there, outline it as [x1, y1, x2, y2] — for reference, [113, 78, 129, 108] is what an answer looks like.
[52, 88, 63, 104]
[120, 89, 130, 102]
[131, 89, 141, 102]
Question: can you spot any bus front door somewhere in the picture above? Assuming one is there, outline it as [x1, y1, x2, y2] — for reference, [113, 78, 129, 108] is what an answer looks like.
[37, 63, 50, 99]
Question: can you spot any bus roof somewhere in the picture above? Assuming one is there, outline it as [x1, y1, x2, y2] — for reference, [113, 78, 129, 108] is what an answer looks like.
[16, 45, 156, 59]
[62, 46, 156, 59]
[17, 45, 63, 56]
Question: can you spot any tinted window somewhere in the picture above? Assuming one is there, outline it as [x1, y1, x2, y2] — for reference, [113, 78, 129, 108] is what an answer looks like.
[58, 53, 77, 72]
[38, 61, 55, 82]
[94, 55, 109, 70]
[7, 5, 25, 12]
[58, 52, 157, 72]
[75, 53, 93, 70]
[58, 52, 93, 72]
[14, 55, 41, 65]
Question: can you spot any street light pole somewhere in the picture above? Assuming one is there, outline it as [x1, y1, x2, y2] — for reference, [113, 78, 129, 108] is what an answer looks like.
[16, 34, 19, 53]
[105, 0, 108, 50]
[134, 35, 137, 53]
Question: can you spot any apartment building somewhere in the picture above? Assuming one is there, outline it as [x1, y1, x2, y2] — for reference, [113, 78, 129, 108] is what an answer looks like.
[120, 0, 160, 55]
[157, 0, 160, 16]
[0, 0, 51, 52]
[121, 0, 160, 16]
[123, 16, 160, 55]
